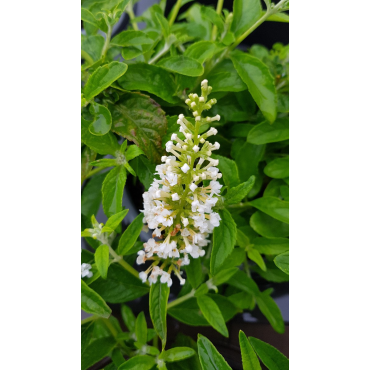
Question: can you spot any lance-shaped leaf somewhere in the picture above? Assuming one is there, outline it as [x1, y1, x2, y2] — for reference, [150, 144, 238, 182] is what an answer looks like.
[95, 244, 110, 279]
[224, 176, 255, 205]
[253, 237, 289, 255]
[231, 0, 261, 38]
[116, 213, 144, 255]
[213, 154, 240, 188]
[239, 331, 262, 370]
[125, 145, 145, 161]
[249, 196, 289, 224]
[159, 347, 196, 362]
[110, 30, 154, 47]
[197, 334, 232, 370]
[81, 337, 116, 370]
[81, 280, 111, 318]
[264, 157, 289, 179]
[250, 211, 289, 238]
[184, 41, 225, 63]
[102, 209, 129, 233]
[84, 61, 128, 101]
[117, 355, 156, 370]
[135, 311, 148, 345]
[274, 251, 289, 275]
[157, 56, 204, 77]
[248, 118, 289, 145]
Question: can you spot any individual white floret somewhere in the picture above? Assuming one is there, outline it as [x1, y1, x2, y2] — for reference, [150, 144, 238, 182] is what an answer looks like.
[81, 263, 93, 278]
[181, 217, 189, 227]
[181, 163, 190, 173]
[136, 250, 146, 265]
[189, 183, 197, 192]
[171, 193, 180, 201]
[193, 145, 199, 152]
[139, 271, 148, 283]
[160, 271, 173, 287]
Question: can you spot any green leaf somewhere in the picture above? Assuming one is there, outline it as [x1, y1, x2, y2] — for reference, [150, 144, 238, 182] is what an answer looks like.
[249, 196, 289, 224]
[255, 291, 285, 334]
[252, 261, 289, 283]
[212, 154, 240, 188]
[274, 251, 289, 275]
[81, 279, 111, 318]
[159, 347, 196, 362]
[249, 337, 289, 370]
[253, 237, 289, 255]
[88, 102, 112, 135]
[220, 248, 246, 270]
[95, 244, 110, 279]
[121, 304, 136, 332]
[265, 12, 289, 22]
[231, 52, 277, 123]
[184, 41, 224, 63]
[239, 331, 262, 370]
[157, 56, 204, 77]
[211, 209, 237, 275]
[207, 60, 247, 93]
[81, 8, 106, 32]
[82, 35, 105, 62]
[264, 157, 289, 179]
[81, 170, 106, 218]
[212, 267, 238, 286]
[125, 145, 145, 161]
[84, 61, 128, 101]
[130, 155, 156, 190]
[118, 63, 179, 104]
[149, 281, 170, 350]
[250, 211, 289, 238]
[81, 336, 116, 370]
[277, 93, 289, 113]
[231, 0, 261, 38]
[111, 30, 154, 46]
[89, 158, 117, 168]
[197, 334, 232, 370]
[112, 348, 126, 367]
[197, 295, 229, 337]
[109, 91, 167, 163]
[224, 176, 255, 205]
[155, 12, 170, 38]
[264, 179, 286, 197]
[247, 248, 266, 271]
[200, 6, 224, 31]
[230, 124, 254, 138]
[185, 256, 203, 289]
[236, 229, 250, 248]
[116, 213, 144, 255]
[104, 209, 129, 232]
[81, 117, 119, 156]
[135, 311, 148, 345]
[90, 264, 149, 303]
[101, 165, 127, 217]
[248, 118, 289, 145]
[117, 355, 156, 370]
[228, 270, 260, 296]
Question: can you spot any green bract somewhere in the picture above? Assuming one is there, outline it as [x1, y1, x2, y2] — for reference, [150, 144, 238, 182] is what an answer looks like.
[81, 0, 289, 368]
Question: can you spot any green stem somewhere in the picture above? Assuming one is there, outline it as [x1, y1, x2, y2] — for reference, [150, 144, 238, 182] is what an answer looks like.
[168, 0, 182, 27]
[167, 289, 195, 309]
[81, 50, 94, 66]
[127, 1, 139, 31]
[211, 0, 224, 41]
[83, 166, 107, 183]
[226, 202, 252, 211]
[101, 22, 112, 60]
[148, 43, 171, 64]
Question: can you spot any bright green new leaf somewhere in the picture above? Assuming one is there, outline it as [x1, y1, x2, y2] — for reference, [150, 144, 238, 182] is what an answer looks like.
[117, 355, 156, 370]
[248, 118, 289, 145]
[212, 267, 238, 286]
[155, 12, 170, 38]
[103, 209, 129, 232]
[82, 35, 105, 63]
[213, 154, 240, 188]
[236, 228, 250, 248]
[247, 248, 266, 271]
[239, 331, 262, 370]
[184, 41, 225, 63]
[201, 6, 224, 31]
[250, 211, 289, 238]
[249, 337, 289, 370]
[149, 281, 170, 350]
[211, 209, 237, 275]
[231, 0, 261, 38]
[95, 244, 110, 279]
[159, 347, 196, 362]
[231, 52, 277, 123]
[224, 176, 255, 205]
[157, 56, 204, 77]
[84, 61, 128, 101]
[253, 237, 289, 255]
[264, 157, 289, 178]
[197, 334, 232, 370]
[101, 165, 127, 217]
[116, 213, 144, 255]
[135, 311, 148, 345]
[81, 8, 106, 31]
[81, 280, 111, 318]
[88, 103, 112, 135]
[249, 196, 289, 224]
[266, 12, 289, 22]
[89, 158, 117, 168]
[111, 30, 154, 46]
[125, 145, 145, 161]
[274, 251, 289, 275]
[121, 304, 136, 332]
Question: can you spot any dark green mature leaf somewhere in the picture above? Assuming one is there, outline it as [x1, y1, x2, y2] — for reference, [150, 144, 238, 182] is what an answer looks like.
[159, 347, 196, 362]
[103, 209, 129, 232]
[197, 334, 232, 370]
[121, 304, 136, 332]
[248, 118, 289, 144]
[250, 211, 289, 238]
[249, 337, 289, 370]
[230, 123, 254, 138]
[231, 0, 261, 38]
[81, 145, 96, 183]
[116, 213, 144, 255]
[81, 336, 116, 370]
[135, 311, 148, 345]
[130, 155, 156, 190]
[185, 256, 203, 289]
[252, 261, 289, 283]
[228, 270, 260, 295]
[253, 237, 289, 255]
[109, 91, 167, 163]
[157, 56, 204, 76]
[263, 179, 286, 197]
[95, 244, 110, 279]
[84, 61, 128, 101]
[118, 63, 179, 104]
[117, 355, 156, 370]
[220, 248, 246, 270]
[239, 331, 262, 370]
[231, 53, 277, 123]
[249, 196, 289, 224]
[101, 165, 127, 217]
[264, 157, 289, 178]
[207, 60, 248, 93]
[149, 282, 170, 350]
[81, 280, 112, 318]
[111, 30, 154, 47]
[274, 252, 289, 274]
[81, 171, 107, 217]
[89, 102, 112, 135]
[184, 41, 224, 63]
[247, 248, 266, 271]
[197, 295, 229, 337]
[213, 154, 240, 188]
[255, 291, 285, 333]
[211, 209, 237, 275]
[82, 117, 120, 156]
[212, 267, 238, 286]
[90, 264, 149, 303]
[224, 176, 255, 205]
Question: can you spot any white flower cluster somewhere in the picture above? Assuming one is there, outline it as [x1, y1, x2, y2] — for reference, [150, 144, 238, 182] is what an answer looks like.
[81, 263, 93, 278]
[137, 80, 223, 288]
